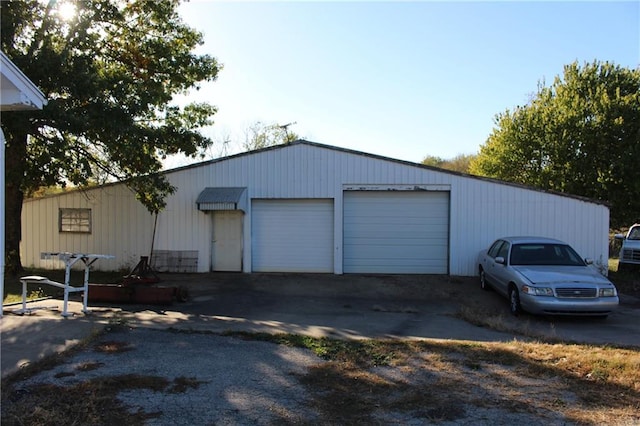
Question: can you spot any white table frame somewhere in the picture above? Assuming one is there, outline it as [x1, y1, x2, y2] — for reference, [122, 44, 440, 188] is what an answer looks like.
[17, 252, 114, 317]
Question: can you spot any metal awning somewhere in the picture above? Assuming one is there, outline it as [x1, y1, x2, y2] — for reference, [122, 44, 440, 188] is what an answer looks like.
[196, 187, 247, 212]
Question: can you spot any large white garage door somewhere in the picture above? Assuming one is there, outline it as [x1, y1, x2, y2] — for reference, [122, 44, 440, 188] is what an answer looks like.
[343, 191, 449, 274]
[252, 199, 334, 272]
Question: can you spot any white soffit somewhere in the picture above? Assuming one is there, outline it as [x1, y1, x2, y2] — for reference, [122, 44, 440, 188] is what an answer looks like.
[1, 51, 47, 111]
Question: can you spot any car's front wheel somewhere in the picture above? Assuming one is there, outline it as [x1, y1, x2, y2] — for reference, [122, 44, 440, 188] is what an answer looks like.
[509, 286, 521, 316]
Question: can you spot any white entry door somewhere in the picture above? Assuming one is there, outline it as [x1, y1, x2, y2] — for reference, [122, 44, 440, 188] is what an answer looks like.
[211, 211, 243, 271]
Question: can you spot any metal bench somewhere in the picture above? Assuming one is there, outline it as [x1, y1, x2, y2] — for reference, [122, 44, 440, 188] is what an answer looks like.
[17, 275, 90, 317]
[15, 253, 114, 317]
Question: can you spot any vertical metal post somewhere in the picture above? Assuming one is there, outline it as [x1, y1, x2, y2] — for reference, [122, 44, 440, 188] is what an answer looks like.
[21, 280, 27, 313]
[61, 257, 72, 317]
[82, 260, 91, 314]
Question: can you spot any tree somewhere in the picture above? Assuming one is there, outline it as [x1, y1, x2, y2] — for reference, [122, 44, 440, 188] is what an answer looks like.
[422, 153, 475, 173]
[242, 121, 299, 151]
[469, 61, 640, 227]
[1, 0, 220, 273]
[421, 155, 446, 168]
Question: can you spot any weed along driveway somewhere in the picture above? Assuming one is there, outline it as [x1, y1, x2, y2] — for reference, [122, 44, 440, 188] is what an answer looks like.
[2, 273, 640, 425]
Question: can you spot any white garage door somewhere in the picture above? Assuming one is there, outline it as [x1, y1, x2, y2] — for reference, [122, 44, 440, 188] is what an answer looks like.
[343, 191, 449, 274]
[252, 199, 334, 272]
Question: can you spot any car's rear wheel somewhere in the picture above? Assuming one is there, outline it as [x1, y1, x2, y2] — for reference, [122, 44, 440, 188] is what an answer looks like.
[509, 286, 521, 316]
[480, 269, 490, 291]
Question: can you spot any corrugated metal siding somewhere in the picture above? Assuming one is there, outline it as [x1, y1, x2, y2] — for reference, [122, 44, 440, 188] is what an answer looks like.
[448, 177, 609, 275]
[21, 185, 156, 271]
[21, 142, 609, 275]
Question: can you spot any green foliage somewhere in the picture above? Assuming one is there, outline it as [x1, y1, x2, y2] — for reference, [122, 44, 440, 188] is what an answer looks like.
[1, 0, 220, 213]
[422, 153, 476, 173]
[470, 61, 640, 227]
[242, 121, 299, 151]
[421, 155, 446, 168]
[1, 0, 220, 272]
[228, 332, 396, 366]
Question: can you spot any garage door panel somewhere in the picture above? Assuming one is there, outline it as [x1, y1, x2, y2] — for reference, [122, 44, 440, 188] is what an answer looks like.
[345, 227, 448, 239]
[344, 243, 447, 257]
[346, 236, 449, 245]
[343, 191, 449, 274]
[345, 240, 448, 250]
[346, 258, 448, 268]
[252, 199, 334, 273]
[343, 262, 444, 274]
[345, 217, 446, 227]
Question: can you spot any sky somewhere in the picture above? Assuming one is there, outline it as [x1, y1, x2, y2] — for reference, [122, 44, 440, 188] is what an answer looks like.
[167, 0, 640, 168]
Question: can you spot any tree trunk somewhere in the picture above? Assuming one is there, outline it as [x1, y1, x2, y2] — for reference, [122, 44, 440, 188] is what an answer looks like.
[4, 129, 27, 275]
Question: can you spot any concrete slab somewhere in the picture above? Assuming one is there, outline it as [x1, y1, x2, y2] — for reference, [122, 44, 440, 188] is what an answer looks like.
[1, 300, 112, 378]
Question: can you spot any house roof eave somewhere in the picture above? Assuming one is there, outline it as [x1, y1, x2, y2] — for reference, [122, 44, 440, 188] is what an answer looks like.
[1, 51, 47, 111]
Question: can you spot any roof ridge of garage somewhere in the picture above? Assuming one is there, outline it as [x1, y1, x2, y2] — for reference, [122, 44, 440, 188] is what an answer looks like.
[162, 139, 609, 208]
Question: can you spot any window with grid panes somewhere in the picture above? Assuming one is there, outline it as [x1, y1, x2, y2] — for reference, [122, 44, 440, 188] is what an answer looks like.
[59, 208, 91, 233]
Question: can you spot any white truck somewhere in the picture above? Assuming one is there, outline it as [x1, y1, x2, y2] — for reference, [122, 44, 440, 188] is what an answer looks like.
[615, 224, 640, 271]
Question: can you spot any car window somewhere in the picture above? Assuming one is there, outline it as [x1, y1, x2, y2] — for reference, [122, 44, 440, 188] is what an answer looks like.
[557, 245, 585, 265]
[510, 243, 585, 266]
[496, 241, 510, 260]
[487, 240, 504, 258]
[629, 226, 640, 240]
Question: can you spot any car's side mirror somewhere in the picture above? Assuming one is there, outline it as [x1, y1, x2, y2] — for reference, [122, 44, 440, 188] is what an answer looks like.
[584, 258, 593, 265]
[614, 233, 625, 241]
[495, 256, 505, 265]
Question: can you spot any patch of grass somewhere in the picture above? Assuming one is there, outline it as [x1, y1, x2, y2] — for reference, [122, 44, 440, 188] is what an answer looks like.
[300, 363, 402, 424]
[94, 340, 134, 354]
[2, 288, 48, 305]
[53, 371, 76, 379]
[228, 331, 398, 366]
[233, 332, 640, 424]
[388, 383, 467, 422]
[608, 259, 640, 298]
[455, 305, 561, 343]
[76, 362, 105, 372]
[168, 376, 206, 394]
[1, 374, 168, 426]
[1, 371, 203, 425]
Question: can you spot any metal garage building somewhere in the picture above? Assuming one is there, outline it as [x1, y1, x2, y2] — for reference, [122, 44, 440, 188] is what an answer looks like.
[20, 141, 610, 276]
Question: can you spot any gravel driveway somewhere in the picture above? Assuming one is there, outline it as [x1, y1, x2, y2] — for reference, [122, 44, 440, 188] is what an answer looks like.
[6, 327, 588, 425]
[14, 327, 321, 425]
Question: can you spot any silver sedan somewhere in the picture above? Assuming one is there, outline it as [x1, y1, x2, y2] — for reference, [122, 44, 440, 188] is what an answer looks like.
[477, 237, 619, 317]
